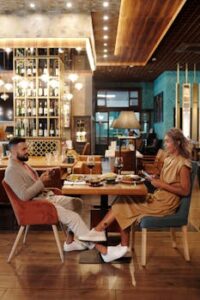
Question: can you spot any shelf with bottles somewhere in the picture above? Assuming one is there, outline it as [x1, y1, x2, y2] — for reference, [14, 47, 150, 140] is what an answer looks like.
[13, 48, 63, 139]
[15, 117, 60, 139]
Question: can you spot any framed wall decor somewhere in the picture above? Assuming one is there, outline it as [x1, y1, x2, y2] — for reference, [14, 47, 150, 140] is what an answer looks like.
[154, 92, 163, 122]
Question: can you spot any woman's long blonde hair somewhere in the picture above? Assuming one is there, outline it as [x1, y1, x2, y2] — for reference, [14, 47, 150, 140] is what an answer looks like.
[165, 128, 191, 159]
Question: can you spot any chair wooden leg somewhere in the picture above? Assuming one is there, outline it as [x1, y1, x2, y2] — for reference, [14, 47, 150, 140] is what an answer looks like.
[23, 225, 30, 244]
[182, 225, 190, 261]
[52, 225, 64, 263]
[170, 228, 177, 248]
[141, 228, 147, 267]
[129, 226, 135, 250]
[7, 225, 25, 263]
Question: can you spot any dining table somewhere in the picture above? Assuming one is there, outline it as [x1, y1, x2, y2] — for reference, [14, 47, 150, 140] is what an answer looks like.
[62, 175, 147, 210]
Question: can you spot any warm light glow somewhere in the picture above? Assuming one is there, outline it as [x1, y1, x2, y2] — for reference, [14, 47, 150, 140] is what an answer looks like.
[104, 49, 108, 53]
[68, 73, 78, 82]
[58, 48, 64, 53]
[103, 26, 109, 31]
[0, 79, 5, 87]
[49, 79, 59, 89]
[30, 3, 36, 9]
[40, 73, 49, 82]
[1, 93, 9, 101]
[103, 54, 108, 58]
[74, 82, 83, 91]
[76, 47, 82, 52]
[103, 2, 109, 7]
[64, 93, 73, 101]
[104, 43, 108, 46]
[4, 83, 13, 91]
[113, 111, 140, 129]
[18, 79, 29, 89]
[5, 48, 12, 54]
[103, 35, 108, 40]
[103, 15, 109, 20]
[66, 2, 72, 8]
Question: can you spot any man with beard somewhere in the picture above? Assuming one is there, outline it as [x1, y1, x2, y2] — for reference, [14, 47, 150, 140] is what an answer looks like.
[4, 137, 94, 252]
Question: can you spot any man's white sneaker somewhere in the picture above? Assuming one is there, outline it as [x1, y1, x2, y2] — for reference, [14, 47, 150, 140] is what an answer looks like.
[101, 245, 128, 263]
[78, 228, 106, 242]
[63, 240, 93, 252]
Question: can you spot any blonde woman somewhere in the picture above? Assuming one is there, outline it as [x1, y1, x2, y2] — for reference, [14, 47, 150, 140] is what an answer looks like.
[79, 128, 191, 262]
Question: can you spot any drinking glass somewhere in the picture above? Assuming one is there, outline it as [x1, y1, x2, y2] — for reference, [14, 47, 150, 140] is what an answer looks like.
[114, 156, 124, 174]
[86, 156, 95, 175]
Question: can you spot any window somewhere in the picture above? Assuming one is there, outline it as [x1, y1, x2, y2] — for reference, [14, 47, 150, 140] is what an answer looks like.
[97, 89, 140, 109]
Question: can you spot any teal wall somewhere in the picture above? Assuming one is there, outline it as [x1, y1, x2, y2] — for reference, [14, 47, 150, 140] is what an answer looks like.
[153, 71, 200, 139]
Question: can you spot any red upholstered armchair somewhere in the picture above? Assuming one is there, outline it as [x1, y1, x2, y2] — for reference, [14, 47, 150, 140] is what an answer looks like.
[2, 180, 64, 263]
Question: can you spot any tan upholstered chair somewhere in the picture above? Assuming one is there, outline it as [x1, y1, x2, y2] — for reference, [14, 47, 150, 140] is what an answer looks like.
[2, 180, 64, 263]
[73, 155, 102, 174]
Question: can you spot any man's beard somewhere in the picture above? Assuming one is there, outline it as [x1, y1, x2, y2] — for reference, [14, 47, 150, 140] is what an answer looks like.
[17, 154, 29, 162]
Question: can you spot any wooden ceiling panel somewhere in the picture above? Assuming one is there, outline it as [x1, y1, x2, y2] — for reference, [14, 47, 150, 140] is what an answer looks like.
[113, 0, 187, 65]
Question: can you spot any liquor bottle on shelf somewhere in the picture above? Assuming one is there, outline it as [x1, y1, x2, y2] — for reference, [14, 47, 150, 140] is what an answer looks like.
[21, 101, 25, 116]
[38, 101, 43, 115]
[38, 123, 43, 136]
[54, 101, 58, 116]
[43, 85, 48, 97]
[27, 101, 32, 116]
[32, 121, 37, 137]
[27, 87, 32, 97]
[44, 101, 48, 115]
[55, 121, 59, 136]
[54, 87, 59, 97]
[44, 123, 48, 137]
[49, 101, 54, 116]
[49, 122, 55, 136]
[31, 101, 36, 116]
[20, 121, 25, 137]
[27, 62, 32, 76]
[15, 122, 20, 136]
[38, 81, 43, 97]
[16, 102, 21, 116]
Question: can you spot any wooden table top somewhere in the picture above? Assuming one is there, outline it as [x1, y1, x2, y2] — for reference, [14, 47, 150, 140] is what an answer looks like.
[0, 156, 74, 169]
[62, 181, 147, 196]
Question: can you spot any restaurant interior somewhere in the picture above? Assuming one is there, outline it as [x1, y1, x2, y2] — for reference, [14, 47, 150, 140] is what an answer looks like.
[0, 0, 200, 299]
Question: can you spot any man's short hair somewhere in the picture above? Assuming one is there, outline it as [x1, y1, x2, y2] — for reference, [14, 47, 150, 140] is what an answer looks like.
[8, 137, 26, 149]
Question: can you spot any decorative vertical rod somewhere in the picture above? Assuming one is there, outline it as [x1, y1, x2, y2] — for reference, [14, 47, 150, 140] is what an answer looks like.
[185, 63, 188, 83]
[192, 64, 198, 141]
[175, 63, 180, 128]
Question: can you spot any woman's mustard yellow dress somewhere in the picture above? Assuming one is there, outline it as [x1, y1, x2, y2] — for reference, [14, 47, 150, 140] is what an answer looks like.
[112, 155, 191, 230]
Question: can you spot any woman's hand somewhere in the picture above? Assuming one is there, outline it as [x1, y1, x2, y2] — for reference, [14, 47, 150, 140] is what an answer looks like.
[151, 178, 163, 188]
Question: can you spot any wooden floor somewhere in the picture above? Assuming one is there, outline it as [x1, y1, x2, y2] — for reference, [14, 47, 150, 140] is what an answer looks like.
[0, 178, 199, 300]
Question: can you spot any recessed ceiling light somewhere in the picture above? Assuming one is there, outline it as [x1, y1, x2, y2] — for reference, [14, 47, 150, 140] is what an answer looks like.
[103, 2, 109, 8]
[103, 15, 109, 20]
[152, 57, 157, 61]
[104, 43, 108, 46]
[103, 54, 108, 58]
[76, 47, 82, 52]
[103, 26, 108, 31]
[104, 49, 108, 53]
[66, 2, 72, 8]
[58, 48, 64, 53]
[30, 3, 35, 9]
[103, 35, 108, 40]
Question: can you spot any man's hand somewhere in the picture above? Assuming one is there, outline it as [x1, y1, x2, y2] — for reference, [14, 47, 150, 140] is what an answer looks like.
[40, 171, 51, 186]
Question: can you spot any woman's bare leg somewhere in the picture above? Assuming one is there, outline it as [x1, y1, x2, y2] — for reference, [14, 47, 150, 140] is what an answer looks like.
[95, 209, 116, 231]
[120, 226, 130, 246]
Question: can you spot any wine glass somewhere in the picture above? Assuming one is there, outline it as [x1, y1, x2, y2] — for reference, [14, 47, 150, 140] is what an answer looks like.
[86, 156, 95, 175]
[114, 156, 124, 175]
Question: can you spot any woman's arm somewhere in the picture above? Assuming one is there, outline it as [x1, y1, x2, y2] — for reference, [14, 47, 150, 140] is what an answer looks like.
[150, 165, 191, 196]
